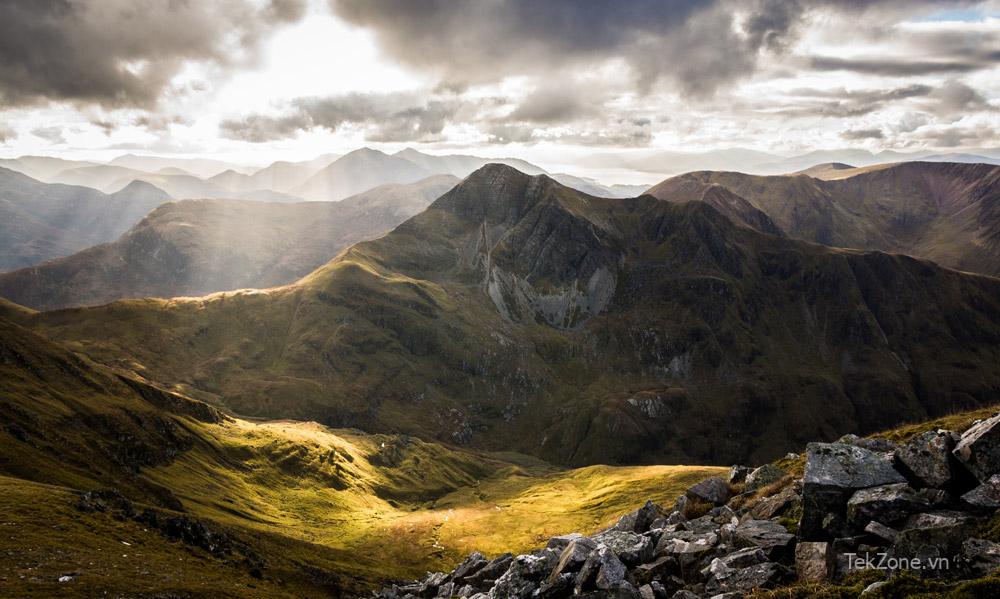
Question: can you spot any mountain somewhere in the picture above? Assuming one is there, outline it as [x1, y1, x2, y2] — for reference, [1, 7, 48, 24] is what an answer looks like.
[108, 153, 251, 178]
[0, 168, 172, 271]
[793, 162, 856, 179]
[549, 173, 648, 198]
[394, 147, 547, 177]
[21, 165, 1000, 467]
[648, 161, 1000, 277]
[294, 148, 435, 201]
[0, 155, 101, 181]
[0, 176, 459, 310]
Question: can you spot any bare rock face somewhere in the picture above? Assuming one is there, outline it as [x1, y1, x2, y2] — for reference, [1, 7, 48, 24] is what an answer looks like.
[894, 429, 960, 489]
[953, 413, 1000, 482]
[685, 477, 732, 506]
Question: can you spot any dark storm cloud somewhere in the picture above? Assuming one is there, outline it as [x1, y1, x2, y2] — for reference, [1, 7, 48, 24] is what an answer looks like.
[328, 0, 811, 97]
[328, 0, 985, 97]
[0, 0, 306, 108]
[926, 79, 993, 115]
[220, 92, 464, 142]
[841, 127, 885, 140]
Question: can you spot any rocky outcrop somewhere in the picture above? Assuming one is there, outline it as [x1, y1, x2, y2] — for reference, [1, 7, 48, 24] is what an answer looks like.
[376, 412, 1000, 598]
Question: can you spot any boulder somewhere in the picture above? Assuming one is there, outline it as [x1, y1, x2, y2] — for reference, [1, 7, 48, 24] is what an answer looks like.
[728, 465, 751, 485]
[750, 485, 800, 520]
[685, 477, 731, 506]
[546, 533, 584, 552]
[731, 519, 795, 559]
[795, 541, 833, 581]
[491, 559, 537, 599]
[961, 474, 1000, 510]
[846, 483, 928, 527]
[594, 530, 654, 566]
[462, 553, 513, 586]
[575, 546, 627, 593]
[953, 412, 1000, 482]
[746, 464, 786, 491]
[894, 429, 959, 489]
[536, 573, 573, 598]
[610, 500, 669, 534]
[863, 521, 899, 544]
[892, 511, 971, 559]
[705, 562, 789, 594]
[962, 538, 1000, 577]
[548, 537, 597, 581]
[632, 555, 678, 585]
[452, 552, 488, 581]
[800, 442, 906, 540]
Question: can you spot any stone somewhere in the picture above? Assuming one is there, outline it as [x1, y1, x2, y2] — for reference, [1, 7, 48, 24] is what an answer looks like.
[864, 521, 899, 544]
[632, 555, 678, 585]
[452, 552, 488, 581]
[611, 500, 669, 534]
[961, 474, 1000, 510]
[917, 488, 955, 508]
[800, 442, 906, 540]
[705, 562, 789, 594]
[846, 483, 928, 527]
[861, 581, 888, 595]
[894, 429, 960, 489]
[547, 537, 597, 581]
[953, 412, 1000, 482]
[892, 511, 971, 559]
[670, 592, 700, 599]
[436, 582, 455, 597]
[536, 573, 573, 598]
[462, 553, 513, 586]
[639, 584, 656, 599]
[686, 477, 732, 506]
[728, 465, 751, 485]
[491, 560, 537, 599]
[749, 485, 800, 520]
[731, 519, 795, 559]
[795, 541, 833, 581]
[745, 464, 786, 491]
[656, 530, 719, 557]
[594, 530, 655, 566]
[546, 533, 584, 552]
[962, 538, 1000, 577]
[575, 546, 626, 594]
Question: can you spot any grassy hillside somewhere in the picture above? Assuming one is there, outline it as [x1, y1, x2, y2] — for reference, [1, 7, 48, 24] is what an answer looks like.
[0, 316, 723, 596]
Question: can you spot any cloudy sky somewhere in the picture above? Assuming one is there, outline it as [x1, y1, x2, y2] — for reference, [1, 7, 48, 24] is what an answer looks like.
[0, 0, 998, 173]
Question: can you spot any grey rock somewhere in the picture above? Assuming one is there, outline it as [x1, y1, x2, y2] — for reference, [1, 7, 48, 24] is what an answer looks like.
[633, 555, 678, 585]
[535, 573, 573, 598]
[892, 511, 972, 559]
[749, 485, 800, 520]
[795, 541, 833, 581]
[895, 429, 959, 489]
[575, 546, 626, 594]
[731, 519, 795, 559]
[594, 530, 654, 566]
[490, 558, 537, 599]
[846, 483, 928, 527]
[611, 500, 669, 534]
[705, 561, 789, 594]
[639, 584, 656, 599]
[452, 552, 488, 581]
[670, 592, 700, 599]
[686, 477, 732, 506]
[728, 466, 751, 485]
[962, 538, 1000, 577]
[746, 464, 786, 491]
[656, 530, 720, 556]
[436, 582, 455, 597]
[546, 534, 584, 552]
[864, 520, 899, 543]
[861, 581, 888, 595]
[801, 442, 905, 540]
[961, 474, 1000, 510]
[464, 553, 513, 586]
[953, 412, 1000, 482]
[548, 537, 596, 581]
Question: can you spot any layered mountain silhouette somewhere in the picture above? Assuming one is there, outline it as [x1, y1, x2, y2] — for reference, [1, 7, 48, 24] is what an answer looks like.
[649, 161, 1000, 277]
[0, 168, 172, 271]
[0, 176, 458, 309]
[17, 165, 1000, 467]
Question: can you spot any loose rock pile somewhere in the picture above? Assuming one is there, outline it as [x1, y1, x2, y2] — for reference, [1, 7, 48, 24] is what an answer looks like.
[375, 412, 1000, 598]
